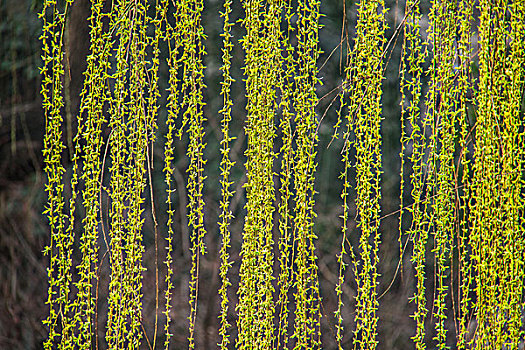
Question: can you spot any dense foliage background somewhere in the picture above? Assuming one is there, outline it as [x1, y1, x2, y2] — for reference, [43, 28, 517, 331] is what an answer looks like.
[0, 0, 524, 348]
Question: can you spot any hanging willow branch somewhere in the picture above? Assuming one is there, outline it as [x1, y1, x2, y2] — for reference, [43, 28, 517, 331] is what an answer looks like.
[425, 2, 458, 348]
[166, 0, 208, 347]
[236, 0, 280, 348]
[40, 0, 70, 346]
[344, 0, 386, 348]
[399, 1, 429, 348]
[471, 2, 525, 349]
[290, 0, 322, 347]
[217, 0, 235, 347]
[275, 0, 296, 347]
[39, 0, 525, 349]
[453, 1, 474, 349]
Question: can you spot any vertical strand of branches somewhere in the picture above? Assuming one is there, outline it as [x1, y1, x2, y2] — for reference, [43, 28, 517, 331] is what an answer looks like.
[40, 0, 71, 346]
[173, 0, 208, 347]
[501, 2, 525, 345]
[236, 0, 280, 348]
[426, 1, 457, 348]
[146, 0, 167, 345]
[345, 0, 386, 348]
[163, 0, 183, 347]
[105, 0, 133, 345]
[471, 1, 525, 348]
[275, 0, 295, 347]
[471, 1, 525, 349]
[472, 3, 508, 347]
[335, 85, 352, 349]
[217, 0, 235, 347]
[400, 1, 428, 350]
[70, 0, 115, 346]
[399, 0, 429, 348]
[454, 1, 473, 348]
[469, 2, 498, 345]
[471, 2, 497, 346]
[291, 0, 322, 347]
[122, 0, 150, 345]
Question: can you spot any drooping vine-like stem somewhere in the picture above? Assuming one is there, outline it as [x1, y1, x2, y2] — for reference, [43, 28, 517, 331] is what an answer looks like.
[236, 0, 280, 348]
[345, 0, 386, 348]
[217, 0, 235, 347]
